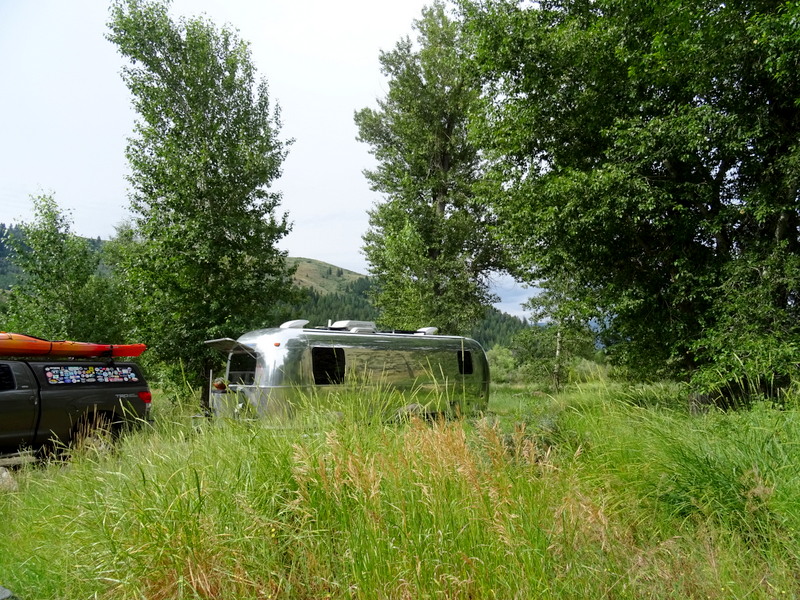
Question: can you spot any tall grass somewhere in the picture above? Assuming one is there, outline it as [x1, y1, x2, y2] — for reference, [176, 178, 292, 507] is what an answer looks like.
[1, 383, 800, 598]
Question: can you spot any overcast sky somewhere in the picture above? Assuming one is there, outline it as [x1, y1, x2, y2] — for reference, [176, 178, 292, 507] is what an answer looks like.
[0, 0, 530, 317]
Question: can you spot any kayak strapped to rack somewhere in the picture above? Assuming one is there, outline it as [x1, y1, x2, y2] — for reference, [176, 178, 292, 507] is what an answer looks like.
[0, 332, 146, 358]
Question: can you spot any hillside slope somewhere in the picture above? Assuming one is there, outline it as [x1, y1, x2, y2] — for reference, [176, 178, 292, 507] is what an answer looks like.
[287, 257, 365, 295]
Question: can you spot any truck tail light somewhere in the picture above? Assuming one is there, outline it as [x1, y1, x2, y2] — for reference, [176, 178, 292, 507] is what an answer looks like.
[138, 391, 152, 404]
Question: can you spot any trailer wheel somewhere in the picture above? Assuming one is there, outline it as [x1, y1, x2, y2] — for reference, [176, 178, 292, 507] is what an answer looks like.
[72, 412, 117, 454]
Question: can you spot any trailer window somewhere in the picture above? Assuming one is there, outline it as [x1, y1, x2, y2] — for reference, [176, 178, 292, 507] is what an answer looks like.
[312, 347, 346, 385]
[228, 353, 256, 385]
[457, 351, 473, 375]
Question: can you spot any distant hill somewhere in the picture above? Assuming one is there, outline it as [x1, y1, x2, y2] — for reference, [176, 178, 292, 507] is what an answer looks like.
[286, 257, 379, 327]
[287, 257, 365, 295]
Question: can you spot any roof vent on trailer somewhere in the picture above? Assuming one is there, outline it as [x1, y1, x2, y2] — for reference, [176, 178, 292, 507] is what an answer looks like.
[280, 319, 310, 329]
[415, 327, 439, 335]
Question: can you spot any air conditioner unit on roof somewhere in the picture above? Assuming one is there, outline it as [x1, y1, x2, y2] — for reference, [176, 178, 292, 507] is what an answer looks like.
[330, 320, 377, 331]
[416, 327, 439, 335]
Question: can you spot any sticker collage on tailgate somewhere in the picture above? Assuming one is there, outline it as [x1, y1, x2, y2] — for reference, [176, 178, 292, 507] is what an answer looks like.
[45, 365, 140, 385]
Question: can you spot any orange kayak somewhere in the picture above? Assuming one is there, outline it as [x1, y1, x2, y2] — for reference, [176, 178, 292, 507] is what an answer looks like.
[0, 332, 147, 358]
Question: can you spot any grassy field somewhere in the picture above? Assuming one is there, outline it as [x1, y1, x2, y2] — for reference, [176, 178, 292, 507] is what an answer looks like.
[2, 382, 800, 599]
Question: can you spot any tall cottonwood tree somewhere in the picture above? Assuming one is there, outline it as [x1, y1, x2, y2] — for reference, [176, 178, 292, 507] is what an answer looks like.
[465, 0, 800, 387]
[108, 0, 296, 390]
[355, 1, 503, 335]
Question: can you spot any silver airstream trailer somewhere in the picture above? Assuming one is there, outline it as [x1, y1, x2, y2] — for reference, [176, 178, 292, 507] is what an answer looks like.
[205, 319, 489, 419]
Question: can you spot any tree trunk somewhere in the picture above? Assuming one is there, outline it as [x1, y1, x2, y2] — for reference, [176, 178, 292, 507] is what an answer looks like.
[553, 327, 563, 391]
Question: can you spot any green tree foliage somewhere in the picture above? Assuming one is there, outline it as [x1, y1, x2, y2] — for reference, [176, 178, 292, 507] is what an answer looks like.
[290, 278, 380, 327]
[0, 195, 126, 341]
[464, 0, 800, 388]
[485, 345, 519, 384]
[355, 1, 504, 335]
[0, 224, 23, 289]
[512, 323, 598, 389]
[485, 322, 598, 386]
[108, 0, 296, 388]
[470, 306, 528, 349]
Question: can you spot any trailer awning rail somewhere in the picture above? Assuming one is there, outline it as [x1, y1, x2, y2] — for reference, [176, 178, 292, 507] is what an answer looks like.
[204, 338, 257, 356]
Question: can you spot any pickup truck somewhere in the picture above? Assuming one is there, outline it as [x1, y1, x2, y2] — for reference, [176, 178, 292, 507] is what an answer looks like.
[0, 359, 151, 455]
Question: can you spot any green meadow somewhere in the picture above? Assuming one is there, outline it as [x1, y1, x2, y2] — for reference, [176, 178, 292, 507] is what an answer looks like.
[2, 383, 800, 599]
